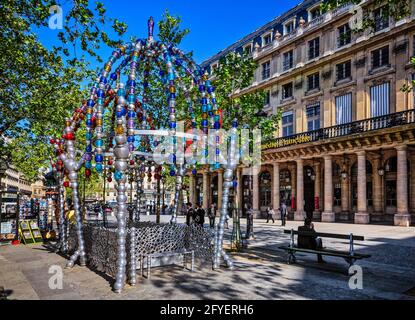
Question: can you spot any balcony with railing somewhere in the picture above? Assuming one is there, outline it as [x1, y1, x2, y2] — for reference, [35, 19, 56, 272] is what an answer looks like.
[262, 109, 415, 150]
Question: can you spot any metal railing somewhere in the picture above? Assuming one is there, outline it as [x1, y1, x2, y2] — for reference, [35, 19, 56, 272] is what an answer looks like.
[262, 109, 415, 150]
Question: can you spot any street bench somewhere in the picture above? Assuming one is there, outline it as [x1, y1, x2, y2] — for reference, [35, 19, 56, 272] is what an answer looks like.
[140, 249, 194, 279]
[279, 229, 371, 268]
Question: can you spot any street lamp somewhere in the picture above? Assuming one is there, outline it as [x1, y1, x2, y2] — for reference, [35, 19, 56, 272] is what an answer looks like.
[341, 154, 348, 180]
[378, 149, 385, 177]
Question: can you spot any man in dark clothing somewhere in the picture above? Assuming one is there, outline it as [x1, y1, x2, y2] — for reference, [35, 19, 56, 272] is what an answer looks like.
[304, 200, 314, 221]
[297, 218, 325, 263]
[266, 207, 275, 223]
[193, 204, 205, 227]
[186, 203, 194, 226]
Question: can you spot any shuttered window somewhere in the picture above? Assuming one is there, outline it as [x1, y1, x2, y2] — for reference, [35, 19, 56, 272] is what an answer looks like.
[370, 82, 390, 117]
[335, 93, 353, 124]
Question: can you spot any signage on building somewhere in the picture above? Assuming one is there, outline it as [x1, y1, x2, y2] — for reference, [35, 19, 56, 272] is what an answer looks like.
[261, 134, 313, 151]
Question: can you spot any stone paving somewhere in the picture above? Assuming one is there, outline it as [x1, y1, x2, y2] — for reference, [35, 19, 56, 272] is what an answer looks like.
[1, 216, 414, 300]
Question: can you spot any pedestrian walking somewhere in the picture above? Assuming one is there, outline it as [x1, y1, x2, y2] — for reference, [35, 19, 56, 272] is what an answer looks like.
[193, 203, 205, 227]
[208, 203, 216, 229]
[266, 207, 275, 223]
[280, 201, 287, 227]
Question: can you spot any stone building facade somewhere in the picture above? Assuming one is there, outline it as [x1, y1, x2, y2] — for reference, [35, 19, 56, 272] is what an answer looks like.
[195, 0, 415, 226]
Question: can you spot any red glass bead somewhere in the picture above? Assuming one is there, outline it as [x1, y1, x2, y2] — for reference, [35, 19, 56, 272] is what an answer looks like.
[63, 181, 69, 188]
[85, 169, 91, 177]
[130, 160, 135, 165]
[50, 138, 55, 144]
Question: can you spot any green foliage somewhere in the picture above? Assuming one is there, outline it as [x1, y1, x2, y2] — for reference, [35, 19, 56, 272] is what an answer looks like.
[158, 10, 190, 48]
[322, 0, 411, 33]
[0, 0, 127, 181]
[212, 52, 281, 138]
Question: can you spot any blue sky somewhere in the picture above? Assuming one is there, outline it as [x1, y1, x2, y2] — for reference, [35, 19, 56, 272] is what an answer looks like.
[38, 0, 300, 68]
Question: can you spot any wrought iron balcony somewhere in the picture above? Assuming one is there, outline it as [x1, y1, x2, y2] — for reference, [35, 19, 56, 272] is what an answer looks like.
[261, 109, 415, 150]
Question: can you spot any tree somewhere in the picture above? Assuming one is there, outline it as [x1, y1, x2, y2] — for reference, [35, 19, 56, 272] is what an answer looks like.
[212, 52, 281, 138]
[0, 0, 128, 180]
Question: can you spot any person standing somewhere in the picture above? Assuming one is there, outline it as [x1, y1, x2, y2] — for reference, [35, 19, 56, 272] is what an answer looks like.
[279, 201, 287, 227]
[266, 207, 275, 223]
[193, 204, 205, 227]
[186, 203, 194, 226]
[208, 203, 216, 229]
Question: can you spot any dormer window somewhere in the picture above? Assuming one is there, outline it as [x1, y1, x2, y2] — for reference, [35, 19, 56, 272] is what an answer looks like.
[309, 6, 322, 20]
[284, 20, 295, 34]
[262, 33, 272, 46]
[244, 44, 252, 55]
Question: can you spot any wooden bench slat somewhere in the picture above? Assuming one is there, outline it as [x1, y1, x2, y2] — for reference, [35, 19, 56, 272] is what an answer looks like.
[279, 246, 371, 259]
[283, 229, 364, 241]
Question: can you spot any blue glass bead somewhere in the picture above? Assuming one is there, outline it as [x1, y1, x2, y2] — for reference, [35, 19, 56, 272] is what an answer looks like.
[110, 72, 117, 80]
[212, 98, 217, 104]
[202, 105, 207, 112]
[208, 111, 213, 117]
[232, 119, 238, 128]
[207, 104, 212, 111]
[208, 86, 214, 93]
[128, 111, 136, 118]
[97, 89, 105, 98]
[170, 93, 176, 99]
[85, 162, 92, 169]
[127, 136, 135, 143]
[169, 170, 176, 177]
[168, 73, 175, 81]
[95, 154, 103, 163]
[114, 171, 123, 181]
[86, 145, 92, 152]
[86, 132, 92, 139]
[159, 70, 164, 76]
[214, 115, 220, 122]
[97, 98, 104, 105]
[87, 99, 95, 107]
[169, 122, 176, 129]
[214, 163, 221, 170]
[95, 139, 103, 147]
[116, 111, 123, 118]
[95, 163, 103, 172]
[117, 88, 125, 96]
[86, 119, 92, 126]
[127, 79, 136, 87]
[214, 122, 220, 129]
[128, 94, 135, 103]
[233, 181, 238, 188]
[199, 85, 205, 92]
[100, 76, 107, 84]
[201, 98, 207, 105]
[201, 119, 208, 127]
[192, 169, 197, 175]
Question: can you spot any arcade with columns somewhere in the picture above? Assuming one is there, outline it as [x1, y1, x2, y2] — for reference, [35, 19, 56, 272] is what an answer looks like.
[188, 116, 415, 227]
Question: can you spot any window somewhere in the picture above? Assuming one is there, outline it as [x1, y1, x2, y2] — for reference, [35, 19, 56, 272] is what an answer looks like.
[337, 23, 351, 47]
[263, 33, 272, 46]
[370, 82, 390, 117]
[309, 7, 321, 20]
[283, 50, 294, 71]
[336, 60, 351, 81]
[244, 44, 252, 55]
[262, 61, 271, 80]
[282, 82, 293, 99]
[374, 6, 389, 32]
[282, 111, 294, 137]
[264, 90, 270, 106]
[285, 21, 295, 34]
[308, 37, 320, 60]
[307, 73, 320, 91]
[372, 46, 389, 69]
[335, 93, 352, 124]
[306, 103, 320, 131]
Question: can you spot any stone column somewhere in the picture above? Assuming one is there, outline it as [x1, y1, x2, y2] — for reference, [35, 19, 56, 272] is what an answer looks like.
[272, 163, 280, 210]
[322, 155, 335, 222]
[217, 170, 223, 210]
[395, 146, 411, 226]
[313, 160, 322, 220]
[355, 151, 370, 224]
[189, 174, 196, 205]
[372, 156, 383, 214]
[252, 171, 259, 212]
[202, 171, 210, 210]
[295, 159, 305, 221]
[340, 163, 350, 221]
